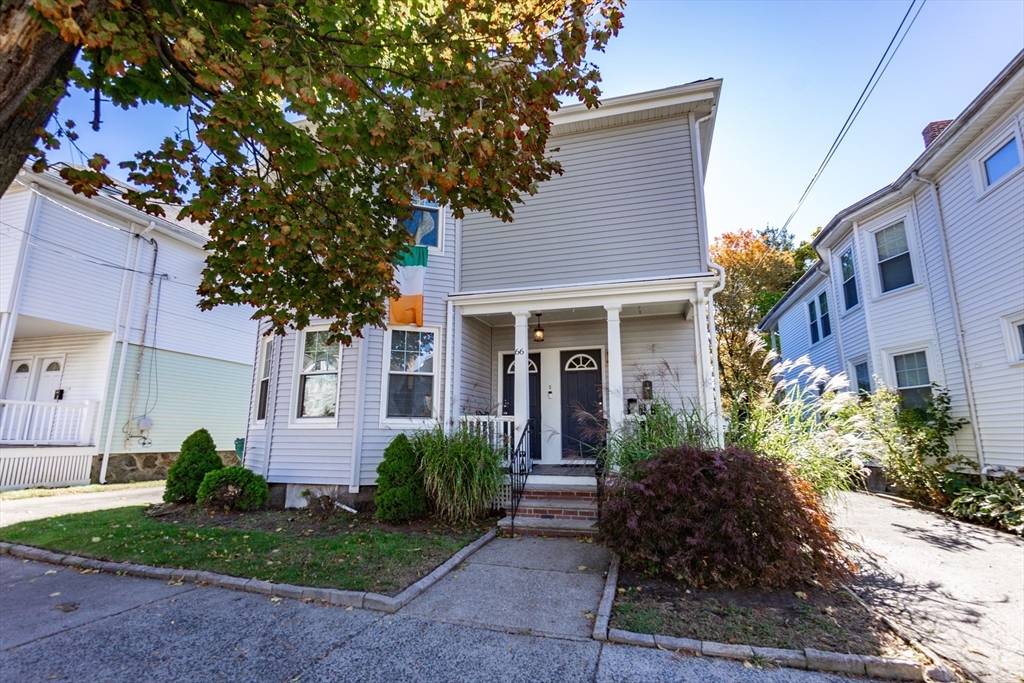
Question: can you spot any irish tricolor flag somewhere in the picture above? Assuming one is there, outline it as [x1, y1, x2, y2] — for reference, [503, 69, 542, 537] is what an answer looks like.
[389, 246, 428, 326]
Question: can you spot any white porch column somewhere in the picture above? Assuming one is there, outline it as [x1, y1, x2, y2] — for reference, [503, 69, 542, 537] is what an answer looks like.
[693, 284, 714, 419]
[512, 310, 531, 458]
[605, 304, 624, 434]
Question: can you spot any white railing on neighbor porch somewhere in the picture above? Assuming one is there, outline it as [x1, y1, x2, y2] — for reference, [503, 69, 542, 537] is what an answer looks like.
[461, 415, 516, 465]
[0, 400, 99, 446]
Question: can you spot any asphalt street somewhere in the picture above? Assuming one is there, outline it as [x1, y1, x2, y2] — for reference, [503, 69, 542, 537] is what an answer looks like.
[0, 486, 165, 527]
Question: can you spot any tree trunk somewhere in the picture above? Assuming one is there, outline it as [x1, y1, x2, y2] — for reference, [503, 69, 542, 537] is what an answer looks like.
[1, 0, 81, 193]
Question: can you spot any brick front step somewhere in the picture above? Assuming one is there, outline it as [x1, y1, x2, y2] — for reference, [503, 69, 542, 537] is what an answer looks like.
[517, 497, 597, 520]
[497, 516, 598, 537]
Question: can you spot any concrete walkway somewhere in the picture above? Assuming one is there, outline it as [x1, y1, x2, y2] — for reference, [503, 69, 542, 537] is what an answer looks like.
[833, 491, 1024, 683]
[0, 555, 868, 682]
[0, 485, 165, 527]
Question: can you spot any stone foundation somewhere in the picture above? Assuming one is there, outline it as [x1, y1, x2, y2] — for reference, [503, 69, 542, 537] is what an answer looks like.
[90, 450, 240, 484]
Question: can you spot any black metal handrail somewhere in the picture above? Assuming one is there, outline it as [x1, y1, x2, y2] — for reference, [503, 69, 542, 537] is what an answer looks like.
[507, 420, 531, 536]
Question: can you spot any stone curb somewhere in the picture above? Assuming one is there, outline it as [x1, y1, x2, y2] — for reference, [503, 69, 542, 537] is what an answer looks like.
[0, 528, 497, 615]
[592, 554, 619, 641]
[593, 553, 928, 681]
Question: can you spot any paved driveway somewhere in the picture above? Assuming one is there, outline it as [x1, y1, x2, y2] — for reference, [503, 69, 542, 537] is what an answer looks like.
[0, 486, 165, 527]
[1, 555, 867, 683]
[833, 492, 1024, 682]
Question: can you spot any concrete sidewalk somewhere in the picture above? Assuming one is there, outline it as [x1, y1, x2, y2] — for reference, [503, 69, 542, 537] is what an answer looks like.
[0, 555, 868, 682]
[0, 485, 164, 527]
[833, 491, 1024, 683]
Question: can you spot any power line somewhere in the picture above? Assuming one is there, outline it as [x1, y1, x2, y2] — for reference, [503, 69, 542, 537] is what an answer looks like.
[780, 0, 928, 233]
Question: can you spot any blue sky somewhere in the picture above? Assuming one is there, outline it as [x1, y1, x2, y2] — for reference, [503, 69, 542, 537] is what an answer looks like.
[51, 0, 1024, 245]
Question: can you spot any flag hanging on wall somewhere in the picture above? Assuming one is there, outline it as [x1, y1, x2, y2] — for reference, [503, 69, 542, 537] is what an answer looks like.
[389, 246, 428, 326]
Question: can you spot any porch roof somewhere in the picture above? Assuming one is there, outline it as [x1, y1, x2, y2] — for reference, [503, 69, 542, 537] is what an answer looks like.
[447, 273, 713, 319]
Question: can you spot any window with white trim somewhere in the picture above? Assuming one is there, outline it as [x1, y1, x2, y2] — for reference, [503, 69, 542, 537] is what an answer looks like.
[386, 329, 436, 418]
[893, 351, 930, 411]
[807, 291, 831, 345]
[983, 137, 1021, 187]
[256, 335, 274, 421]
[853, 361, 871, 395]
[840, 248, 859, 309]
[403, 199, 440, 248]
[875, 222, 914, 293]
[1001, 312, 1024, 363]
[297, 330, 339, 418]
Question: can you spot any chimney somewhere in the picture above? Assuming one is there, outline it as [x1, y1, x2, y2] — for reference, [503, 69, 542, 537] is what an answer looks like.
[922, 120, 952, 148]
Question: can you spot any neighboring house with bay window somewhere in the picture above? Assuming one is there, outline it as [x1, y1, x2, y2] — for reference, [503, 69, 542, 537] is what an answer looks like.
[242, 78, 727, 530]
[760, 51, 1024, 476]
[0, 166, 258, 491]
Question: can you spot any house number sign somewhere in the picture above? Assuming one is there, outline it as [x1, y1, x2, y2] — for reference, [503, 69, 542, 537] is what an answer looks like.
[514, 348, 525, 355]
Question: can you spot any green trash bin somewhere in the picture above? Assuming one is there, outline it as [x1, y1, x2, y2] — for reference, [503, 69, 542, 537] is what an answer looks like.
[234, 438, 245, 463]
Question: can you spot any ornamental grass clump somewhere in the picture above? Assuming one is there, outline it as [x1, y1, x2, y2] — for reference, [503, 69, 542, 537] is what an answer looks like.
[374, 434, 428, 524]
[164, 428, 224, 503]
[414, 425, 502, 525]
[196, 466, 269, 511]
[599, 444, 855, 590]
[606, 399, 717, 479]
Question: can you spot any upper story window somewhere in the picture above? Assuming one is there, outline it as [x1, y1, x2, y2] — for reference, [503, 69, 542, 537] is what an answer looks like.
[1001, 312, 1024, 363]
[984, 137, 1021, 187]
[808, 291, 831, 345]
[297, 331, 339, 418]
[875, 222, 914, 293]
[893, 351, 930, 411]
[256, 336, 274, 422]
[386, 329, 436, 419]
[403, 199, 440, 248]
[840, 248, 859, 309]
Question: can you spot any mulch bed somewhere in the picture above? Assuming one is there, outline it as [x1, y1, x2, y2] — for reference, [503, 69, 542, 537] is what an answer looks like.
[611, 569, 919, 659]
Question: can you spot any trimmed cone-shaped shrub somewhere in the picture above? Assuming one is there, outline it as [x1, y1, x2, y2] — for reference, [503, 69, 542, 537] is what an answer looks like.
[197, 466, 270, 511]
[599, 445, 855, 589]
[375, 434, 428, 523]
[164, 428, 224, 503]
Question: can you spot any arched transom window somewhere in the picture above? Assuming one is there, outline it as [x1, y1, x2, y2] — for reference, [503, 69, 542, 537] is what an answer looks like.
[506, 358, 538, 374]
[564, 354, 598, 371]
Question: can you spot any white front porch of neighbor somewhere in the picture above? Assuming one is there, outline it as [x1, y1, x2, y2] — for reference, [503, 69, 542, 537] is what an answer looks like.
[450, 276, 723, 468]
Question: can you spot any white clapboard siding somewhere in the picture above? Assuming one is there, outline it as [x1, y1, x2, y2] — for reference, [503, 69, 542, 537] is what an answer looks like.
[98, 343, 251, 454]
[8, 333, 112, 406]
[0, 186, 31, 312]
[460, 316, 494, 415]
[460, 116, 703, 292]
[934, 104, 1024, 469]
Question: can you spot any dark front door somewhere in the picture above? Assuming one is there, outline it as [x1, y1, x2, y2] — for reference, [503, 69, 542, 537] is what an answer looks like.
[502, 353, 541, 459]
[560, 349, 603, 459]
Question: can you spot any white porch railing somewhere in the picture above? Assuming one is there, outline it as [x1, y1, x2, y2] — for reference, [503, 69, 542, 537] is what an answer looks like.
[0, 400, 99, 446]
[461, 415, 516, 464]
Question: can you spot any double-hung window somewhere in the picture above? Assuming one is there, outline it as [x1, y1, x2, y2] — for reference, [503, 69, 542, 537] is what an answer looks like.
[875, 222, 914, 293]
[256, 336, 274, 421]
[808, 292, 831, 345]
[297, 331, 339, 418]
[840, 248, 859, 309]
[853, 361, 871, 395]
[386, 329, 436, 419]
[983, 137, 1021, 187]
[403, 199, 440, 248]
[893, 351, 930, 411]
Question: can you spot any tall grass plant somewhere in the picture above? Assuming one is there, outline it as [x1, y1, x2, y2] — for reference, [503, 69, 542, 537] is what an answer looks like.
[413, 425, 503, 524]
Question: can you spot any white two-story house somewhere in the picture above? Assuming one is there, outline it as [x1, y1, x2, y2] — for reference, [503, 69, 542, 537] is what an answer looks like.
[0, 166, 258, 490]
[760, 51, 1024, 476]
[242, 79, 726, 531]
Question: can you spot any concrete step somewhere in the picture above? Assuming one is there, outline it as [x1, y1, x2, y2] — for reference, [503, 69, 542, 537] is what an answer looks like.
[497, 516, 598, 537]
[521, 482, 598, 502]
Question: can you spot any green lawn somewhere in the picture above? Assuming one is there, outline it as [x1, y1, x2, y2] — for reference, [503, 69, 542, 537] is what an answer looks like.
[0, 480, 165, 501]
[0, 506, 485, 596]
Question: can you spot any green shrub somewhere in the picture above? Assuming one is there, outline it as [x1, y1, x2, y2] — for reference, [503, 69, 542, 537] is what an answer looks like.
[164, 429, 224, 503]
[375, 434, 428, 523]
[947, 478, 1024, 535]
[599, 445, 855, 590]
[414, 425, 502, 524]
[606, 399, 717, 479]
[196, 466, 270, 511]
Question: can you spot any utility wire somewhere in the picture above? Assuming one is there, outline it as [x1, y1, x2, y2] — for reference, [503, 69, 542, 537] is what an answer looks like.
[780, 0, 927, 233]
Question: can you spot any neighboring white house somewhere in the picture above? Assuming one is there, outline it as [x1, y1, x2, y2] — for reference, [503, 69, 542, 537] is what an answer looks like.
[760, 51, 1024, 476]
[243, 79, 726, 529]
[0, 166, 258, 490]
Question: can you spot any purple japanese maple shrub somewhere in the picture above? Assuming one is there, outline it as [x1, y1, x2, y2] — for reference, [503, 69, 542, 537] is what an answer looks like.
[598, 444, 854, 589]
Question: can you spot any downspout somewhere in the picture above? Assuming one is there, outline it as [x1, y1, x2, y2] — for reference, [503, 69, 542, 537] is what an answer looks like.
[122, 231, 158, 449]
[348, 332, 369, 493]
[821, 247, 846, 369]
[706, 263, 726, 445]
[262, 327, 285, 479]
[912, 171, 986, 476]
[443, 299, 455, 430]
[100, 232, 144, 483]
[0, 179, 42, 391]
[451, 217, 463, 427]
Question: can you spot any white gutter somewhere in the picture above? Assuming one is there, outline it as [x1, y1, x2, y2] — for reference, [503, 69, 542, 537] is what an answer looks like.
[912, 172, 987, 475]
[0, 181, 41, 391]
[451, 217, 463, 424]
[100, 232, 144, 483]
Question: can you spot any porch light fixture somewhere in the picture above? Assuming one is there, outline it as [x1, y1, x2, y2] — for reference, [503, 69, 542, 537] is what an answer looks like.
[533, 313, 545, 342]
